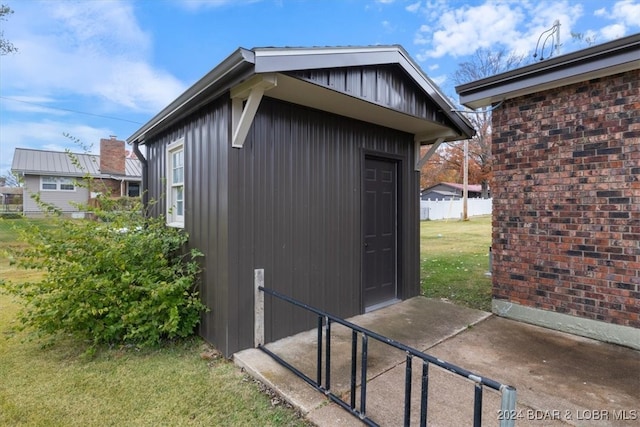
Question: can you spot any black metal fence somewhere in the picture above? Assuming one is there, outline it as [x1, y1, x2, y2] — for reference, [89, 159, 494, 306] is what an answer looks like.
[258, 286, 517, 427]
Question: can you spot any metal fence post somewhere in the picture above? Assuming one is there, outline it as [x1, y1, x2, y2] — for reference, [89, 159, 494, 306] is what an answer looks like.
[254, 268, 264, 347]
[499, 385, 517, 427]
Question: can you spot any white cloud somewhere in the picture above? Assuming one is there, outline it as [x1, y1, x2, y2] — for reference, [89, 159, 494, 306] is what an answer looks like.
[610, 0, 640, 26]
[600, 23, 627, 40]
[430, 74, 447, 87]
[424, 2, 527, 58]
[0, 1, 185, 113]
[414, 0, 586, 60]
[0, 1, 184, 175]
[0, 120, 113, 174]
[596, 0, 640, 39]
[406, 1, 421, 13]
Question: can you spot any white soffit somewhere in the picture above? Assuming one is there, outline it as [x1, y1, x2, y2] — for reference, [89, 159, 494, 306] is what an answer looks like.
[266, 73, 455, 139]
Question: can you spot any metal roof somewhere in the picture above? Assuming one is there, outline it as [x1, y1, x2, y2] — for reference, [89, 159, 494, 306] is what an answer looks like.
[422, 182, 483, 193]
[456, 33, 640, 109]
[0, 186, 22, 195]
[127, 45, 475, 145]
[11, 148, 142, 180]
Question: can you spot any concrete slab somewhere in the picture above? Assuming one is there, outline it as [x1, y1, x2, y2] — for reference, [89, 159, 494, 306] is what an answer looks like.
[426, 316, 640, 427]
[234, 297, 640, 426]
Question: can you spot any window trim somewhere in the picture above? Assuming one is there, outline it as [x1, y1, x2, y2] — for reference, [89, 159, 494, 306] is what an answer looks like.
[40, 176, 76, 192]
[166, 138, 185, 228]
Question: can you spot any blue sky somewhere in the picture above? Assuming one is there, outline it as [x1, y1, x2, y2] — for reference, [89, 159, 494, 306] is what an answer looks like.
[1, 0, 639, 177]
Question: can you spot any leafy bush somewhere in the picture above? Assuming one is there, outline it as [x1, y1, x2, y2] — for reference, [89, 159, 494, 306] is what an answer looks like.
[1, 204, 207, 348]
[0, 213, 22, 219]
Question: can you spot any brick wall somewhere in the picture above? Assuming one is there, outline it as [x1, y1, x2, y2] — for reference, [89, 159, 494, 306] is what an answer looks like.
[491, 69, 639, 328]
[100, 137, 126, 175]
[91, 178, 122, 197]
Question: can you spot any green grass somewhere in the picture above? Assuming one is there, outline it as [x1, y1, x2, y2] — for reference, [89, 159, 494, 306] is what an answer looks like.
[420, 216, 492, 311]
[0, 215, 493, 426]
[0, 218, 310, 427]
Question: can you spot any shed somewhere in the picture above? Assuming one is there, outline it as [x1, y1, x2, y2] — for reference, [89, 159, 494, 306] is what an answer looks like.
[128, 45, 474, 356]
[420, 182, 485, 200]
[457, 34, 639, 349]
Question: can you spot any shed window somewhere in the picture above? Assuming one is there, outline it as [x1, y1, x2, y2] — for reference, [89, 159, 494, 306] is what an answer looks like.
[166, 138, 185, 228]
[41, 176, 75, 191]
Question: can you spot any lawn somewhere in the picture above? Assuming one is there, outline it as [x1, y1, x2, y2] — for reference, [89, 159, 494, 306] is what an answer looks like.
[420, 215, 493, 311]
[0, 215, 493, 426]
[0, 218, 310, 427]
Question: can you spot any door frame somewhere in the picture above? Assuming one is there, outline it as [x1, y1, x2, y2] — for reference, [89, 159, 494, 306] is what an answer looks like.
[360, 150, 404, 312]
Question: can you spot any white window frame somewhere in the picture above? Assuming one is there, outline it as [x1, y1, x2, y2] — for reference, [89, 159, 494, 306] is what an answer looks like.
[166, 138, 185, 228]
[40, 176, 76, 192]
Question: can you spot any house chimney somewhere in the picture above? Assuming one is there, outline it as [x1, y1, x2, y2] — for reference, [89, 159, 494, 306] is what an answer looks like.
[100, 136, 126, 175]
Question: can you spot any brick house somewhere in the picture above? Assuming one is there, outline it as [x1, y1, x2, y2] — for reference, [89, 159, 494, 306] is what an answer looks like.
[12, 137, 142, 216]
[457, 34, 639, 349]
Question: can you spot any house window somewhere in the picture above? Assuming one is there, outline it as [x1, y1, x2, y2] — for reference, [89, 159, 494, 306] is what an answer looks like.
[166, 138, 185, 227]
[41, 176, 75, 191]
[127, 182, 140, 198]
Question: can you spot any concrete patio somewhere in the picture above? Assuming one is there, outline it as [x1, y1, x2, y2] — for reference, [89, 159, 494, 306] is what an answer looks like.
[234, 297, 639, 426]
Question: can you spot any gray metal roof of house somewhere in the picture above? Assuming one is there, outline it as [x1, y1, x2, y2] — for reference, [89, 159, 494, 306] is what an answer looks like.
[422, 182, 483, 193]
[128, 45, 475, 145]
[11, 148, 142, 180]
[457, 33, 640, 109]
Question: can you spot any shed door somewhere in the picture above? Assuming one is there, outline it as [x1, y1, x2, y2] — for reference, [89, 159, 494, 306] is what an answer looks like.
[363, 156, 399, 310]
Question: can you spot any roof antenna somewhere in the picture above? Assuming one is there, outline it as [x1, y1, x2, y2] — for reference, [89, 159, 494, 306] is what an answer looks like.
[533, 20, 560, 61]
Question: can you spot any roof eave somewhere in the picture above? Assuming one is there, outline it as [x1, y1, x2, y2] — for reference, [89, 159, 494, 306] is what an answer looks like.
[254, 46, 475, 139]
[127, 48, 256, 145]
[128, 45, 475, 144]
[456, 33, 640, 109]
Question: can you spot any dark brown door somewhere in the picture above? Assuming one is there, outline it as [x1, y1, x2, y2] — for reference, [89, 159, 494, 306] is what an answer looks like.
[363, 156, 398, 309]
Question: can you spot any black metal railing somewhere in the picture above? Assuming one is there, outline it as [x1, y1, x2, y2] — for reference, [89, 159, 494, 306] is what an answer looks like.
[258, 286, 517, 427]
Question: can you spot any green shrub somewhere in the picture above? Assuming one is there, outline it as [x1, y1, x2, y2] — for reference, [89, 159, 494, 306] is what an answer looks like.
[0, 213, 23, 219]
[1, 207, 207, 349]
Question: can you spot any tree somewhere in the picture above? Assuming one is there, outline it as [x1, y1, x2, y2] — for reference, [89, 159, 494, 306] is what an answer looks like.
[1, 170, 22, 187]
[1, 4, 18, 55]
[421, 48, 526, 197]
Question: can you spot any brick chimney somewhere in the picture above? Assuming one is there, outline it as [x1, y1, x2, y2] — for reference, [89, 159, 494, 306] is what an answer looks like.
[100, 136, 126, 175]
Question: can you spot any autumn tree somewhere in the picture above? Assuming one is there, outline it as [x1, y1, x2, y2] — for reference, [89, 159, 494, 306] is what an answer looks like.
[421, 48, 526, 196]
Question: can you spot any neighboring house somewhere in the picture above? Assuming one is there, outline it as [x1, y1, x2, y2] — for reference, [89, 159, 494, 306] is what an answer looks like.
[11, 137, 142, 216]
[457, 34, 639, 349]
[420, 182, 486, 200]
[0, 186, 23, 210]
[127, 45, 475, 356]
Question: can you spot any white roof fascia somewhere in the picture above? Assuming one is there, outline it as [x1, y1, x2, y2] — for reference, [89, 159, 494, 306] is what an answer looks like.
[457, 33, 640, 109]
[254, 46, 474, 139]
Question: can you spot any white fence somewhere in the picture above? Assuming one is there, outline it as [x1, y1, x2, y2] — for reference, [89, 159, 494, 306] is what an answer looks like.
[420, 198, 492, 220]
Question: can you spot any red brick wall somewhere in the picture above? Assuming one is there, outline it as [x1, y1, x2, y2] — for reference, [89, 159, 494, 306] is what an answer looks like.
[491, 69, 639, 328]
[91, 178, 121, 197]
[100, 137, 126, 175]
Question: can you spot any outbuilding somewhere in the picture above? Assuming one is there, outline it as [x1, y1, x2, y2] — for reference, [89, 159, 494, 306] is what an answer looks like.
[457, 34, 639, 349]
[128, 46, 474, 356]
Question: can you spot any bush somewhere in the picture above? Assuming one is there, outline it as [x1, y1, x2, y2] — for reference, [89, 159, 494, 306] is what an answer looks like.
[0, 212, 22, 219]
[1, 206, 207, 349]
